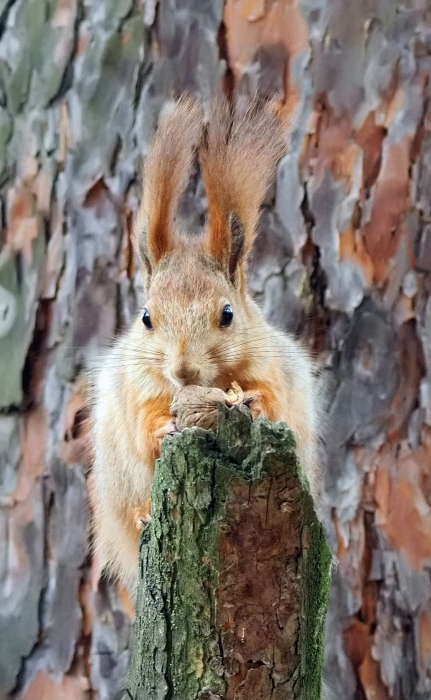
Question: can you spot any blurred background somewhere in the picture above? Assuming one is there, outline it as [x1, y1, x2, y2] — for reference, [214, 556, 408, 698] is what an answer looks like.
[1, 0, 431, 698]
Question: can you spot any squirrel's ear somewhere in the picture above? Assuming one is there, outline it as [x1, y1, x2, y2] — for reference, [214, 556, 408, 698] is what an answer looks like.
[200, 96, 286, 287]
[226, 213, 246, 282]
[202, 207, 246, 286]
[134, 96, 202, 279]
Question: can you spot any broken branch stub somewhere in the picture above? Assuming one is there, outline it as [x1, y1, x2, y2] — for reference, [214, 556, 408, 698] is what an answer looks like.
[125, 397, 332, 700]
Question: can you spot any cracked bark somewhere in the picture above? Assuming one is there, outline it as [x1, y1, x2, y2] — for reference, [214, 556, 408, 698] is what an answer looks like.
[2, 1, 431, 697]
[125, 405, 331, 700]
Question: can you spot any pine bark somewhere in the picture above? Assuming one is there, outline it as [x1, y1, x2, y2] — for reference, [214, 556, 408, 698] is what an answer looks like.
[1, 1, 431, 698]
[125, 406, 331, 700]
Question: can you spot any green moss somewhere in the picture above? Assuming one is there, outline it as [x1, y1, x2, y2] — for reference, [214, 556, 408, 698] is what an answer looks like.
[300, 499, 333, 698]
[0, 223, 45, 409]
[0, 107, 12, 176]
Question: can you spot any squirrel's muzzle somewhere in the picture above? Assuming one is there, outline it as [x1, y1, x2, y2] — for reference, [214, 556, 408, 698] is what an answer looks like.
[171, 361, 200, 386]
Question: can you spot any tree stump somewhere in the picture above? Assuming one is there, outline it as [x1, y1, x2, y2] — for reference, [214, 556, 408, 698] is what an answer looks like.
[124, 400, 332, 700]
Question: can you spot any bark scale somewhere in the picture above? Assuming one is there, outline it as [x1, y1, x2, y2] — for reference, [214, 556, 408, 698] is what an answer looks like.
[125, 405, 332, 700]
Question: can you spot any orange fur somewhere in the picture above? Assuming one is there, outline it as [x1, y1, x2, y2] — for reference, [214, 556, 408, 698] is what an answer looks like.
[136, 396, 174, 467]
[91, 96, 322, 596]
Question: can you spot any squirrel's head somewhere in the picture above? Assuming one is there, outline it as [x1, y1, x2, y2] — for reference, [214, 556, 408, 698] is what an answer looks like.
[138, 241, 248, 388]
[133, 95, 286, 389]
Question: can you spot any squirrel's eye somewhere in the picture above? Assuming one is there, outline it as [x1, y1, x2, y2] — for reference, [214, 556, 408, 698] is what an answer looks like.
[220, 304, 233, 328]
[142, 309, 153, 330]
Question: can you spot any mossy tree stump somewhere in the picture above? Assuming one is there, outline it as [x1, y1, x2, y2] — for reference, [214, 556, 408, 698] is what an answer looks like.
[124, 404, 332, 700]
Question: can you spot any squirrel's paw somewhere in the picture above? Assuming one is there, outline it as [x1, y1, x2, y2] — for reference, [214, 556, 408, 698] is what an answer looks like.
[243, 390, 265, 420]
[154, 418, 179, 440]
[131, 504, 152, 530]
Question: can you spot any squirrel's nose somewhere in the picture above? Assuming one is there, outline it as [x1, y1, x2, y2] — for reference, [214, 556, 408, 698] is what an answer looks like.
[172, 362, 199, 386]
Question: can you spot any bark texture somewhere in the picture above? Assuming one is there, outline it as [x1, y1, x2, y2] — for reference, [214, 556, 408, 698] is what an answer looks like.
[125, 405, 331, 700]
[0, 1, 431, 699]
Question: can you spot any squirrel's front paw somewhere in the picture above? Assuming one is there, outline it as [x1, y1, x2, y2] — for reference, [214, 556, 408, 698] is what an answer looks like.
[131, 503, 152, 530]
[154, 418, 179, 440]
[243, 390, 265, 420]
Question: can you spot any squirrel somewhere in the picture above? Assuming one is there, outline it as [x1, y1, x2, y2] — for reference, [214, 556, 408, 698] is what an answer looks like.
[91, 96, 322, 593]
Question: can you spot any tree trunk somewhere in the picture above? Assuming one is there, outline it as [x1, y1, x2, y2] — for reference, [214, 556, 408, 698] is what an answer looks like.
[125, 406, 331, 700]
[1, 1, 431, 699]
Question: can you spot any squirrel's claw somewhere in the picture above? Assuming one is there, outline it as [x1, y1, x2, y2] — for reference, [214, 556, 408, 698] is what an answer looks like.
[131, 505, 152, 531]
[243, 395, 255, 407]
[155, 418, 179, 440]
[242, 390, 265, 420]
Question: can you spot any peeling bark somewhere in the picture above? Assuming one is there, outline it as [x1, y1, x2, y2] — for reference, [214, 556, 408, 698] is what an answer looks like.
[125, 406, 331, 700]
[1, 1, 431, 698]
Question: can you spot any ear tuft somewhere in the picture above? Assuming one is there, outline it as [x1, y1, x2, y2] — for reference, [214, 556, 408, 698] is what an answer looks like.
[134, 95, 203, 279]
[228, 213, 245, 283]
[199, 96, 287, 286]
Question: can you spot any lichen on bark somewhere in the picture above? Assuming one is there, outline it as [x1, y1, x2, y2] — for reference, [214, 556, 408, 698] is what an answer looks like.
[125, 404, 332, 700]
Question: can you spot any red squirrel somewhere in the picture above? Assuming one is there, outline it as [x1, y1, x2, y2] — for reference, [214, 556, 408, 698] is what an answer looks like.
[91, 97, 322, 592]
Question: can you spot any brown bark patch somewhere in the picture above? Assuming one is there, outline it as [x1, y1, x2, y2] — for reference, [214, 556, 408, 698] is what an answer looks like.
[218, 472, 303, 697]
